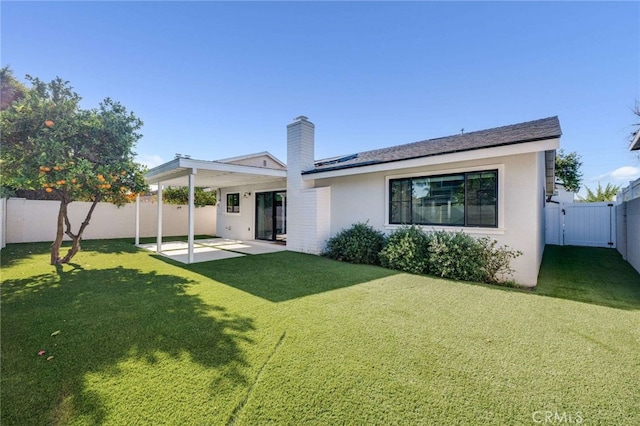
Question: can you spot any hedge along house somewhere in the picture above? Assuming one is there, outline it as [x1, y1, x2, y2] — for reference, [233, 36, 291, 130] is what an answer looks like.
[145, 115, 561, 286]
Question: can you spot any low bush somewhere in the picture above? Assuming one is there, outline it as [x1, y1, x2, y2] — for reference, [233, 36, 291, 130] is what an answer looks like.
[476, 237, 523, 284]
[328, 223, 522, 285]
[426, 230, 486, 282]
[379, 225, 430, 274]
[379, 227, 522, 285]
[324, 222, 386, 265]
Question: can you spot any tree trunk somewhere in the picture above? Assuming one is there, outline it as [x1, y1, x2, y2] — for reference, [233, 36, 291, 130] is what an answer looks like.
[51, 195, 101, 265]
[50, 199, 69, 265]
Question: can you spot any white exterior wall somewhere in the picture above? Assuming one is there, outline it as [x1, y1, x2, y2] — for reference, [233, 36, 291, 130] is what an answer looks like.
[217, 179, 287, 241]
[4, 198, 216, 243]
[289, 186, 331, 254]
[315, 151, 546, 287]
[535, 151, 547, 275]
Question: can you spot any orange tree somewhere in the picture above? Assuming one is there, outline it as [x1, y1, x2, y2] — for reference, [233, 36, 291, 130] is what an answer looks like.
[0, 71, 148, 264]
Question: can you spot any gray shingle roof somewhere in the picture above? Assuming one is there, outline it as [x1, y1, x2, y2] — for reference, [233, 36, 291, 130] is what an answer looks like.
[304, 116, 561, 174]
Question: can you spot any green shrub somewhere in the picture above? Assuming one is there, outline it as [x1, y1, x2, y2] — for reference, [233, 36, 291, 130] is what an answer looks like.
[426, 230, 485, 282]
[327, 223, 523, 285]
[379, 225, 430, 274]
[476, 237, 523, 284]
[324, 222, 386, 265]
[163, 186, 216, 207]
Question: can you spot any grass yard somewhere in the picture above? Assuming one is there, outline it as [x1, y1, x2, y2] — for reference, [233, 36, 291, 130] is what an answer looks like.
[1, 241, 639, 425]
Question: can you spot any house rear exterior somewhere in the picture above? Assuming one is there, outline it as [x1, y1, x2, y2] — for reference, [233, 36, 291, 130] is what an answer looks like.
[147, 115, 561, 287]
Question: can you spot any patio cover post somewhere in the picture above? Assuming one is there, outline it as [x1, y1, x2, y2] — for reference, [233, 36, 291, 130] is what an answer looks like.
[187, 170, 196, 264]
[157, 183, 163, 253]
[135, 194, 140, 245]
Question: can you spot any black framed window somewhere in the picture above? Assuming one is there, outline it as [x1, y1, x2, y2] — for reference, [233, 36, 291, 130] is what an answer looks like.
[389, 170, 497, 227]
[226, 193, 240, 213]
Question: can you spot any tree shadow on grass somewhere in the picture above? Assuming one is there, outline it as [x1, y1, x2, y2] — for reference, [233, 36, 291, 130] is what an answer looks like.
[1, 266, 254, 425]
[0, 238, 217, 268]
[536, 245, 640, 310]
[161, 251, 399, 303]
[0, 240, 141, 269]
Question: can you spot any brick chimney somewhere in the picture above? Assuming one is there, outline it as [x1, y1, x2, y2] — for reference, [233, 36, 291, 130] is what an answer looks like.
[286, 116, 330, 254]
[286, 116, 315, 190]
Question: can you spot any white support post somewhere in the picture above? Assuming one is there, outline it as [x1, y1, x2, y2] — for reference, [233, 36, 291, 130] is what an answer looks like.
[157, 183, 163, 253]
[135, 194, 140, 246]
[187, 170, 196, 264]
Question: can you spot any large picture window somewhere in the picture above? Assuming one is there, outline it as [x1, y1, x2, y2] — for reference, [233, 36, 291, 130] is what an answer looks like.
[226, 193, 240, 213]
[389, 170, 497, 227]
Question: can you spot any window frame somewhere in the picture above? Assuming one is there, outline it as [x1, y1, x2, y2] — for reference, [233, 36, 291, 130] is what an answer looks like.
[226, 192, 240, 214]
[386, 167, 500, 229]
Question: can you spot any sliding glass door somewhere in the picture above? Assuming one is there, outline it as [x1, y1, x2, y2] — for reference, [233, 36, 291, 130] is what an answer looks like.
[255, 191, 286, 242]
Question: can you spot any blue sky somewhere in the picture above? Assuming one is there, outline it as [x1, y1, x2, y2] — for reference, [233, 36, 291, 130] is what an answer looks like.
[2, 1, 639, 196]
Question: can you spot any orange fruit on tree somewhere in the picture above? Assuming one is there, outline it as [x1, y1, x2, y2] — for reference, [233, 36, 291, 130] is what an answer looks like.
[44, 167, 51, 172]
[71, 178, 77, 184]
[45, 187, 53, 193]
[44, 120, 54, 128]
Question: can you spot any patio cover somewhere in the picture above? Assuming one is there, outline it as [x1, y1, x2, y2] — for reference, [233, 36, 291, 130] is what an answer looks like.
[141, 156, 287, 263]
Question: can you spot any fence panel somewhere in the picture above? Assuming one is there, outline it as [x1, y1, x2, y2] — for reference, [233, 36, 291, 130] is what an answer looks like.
[545, 202, 615, 248]
[545, 204, 562, 245]
[563, 203, 615, 248]
[3, 198, 217, 244]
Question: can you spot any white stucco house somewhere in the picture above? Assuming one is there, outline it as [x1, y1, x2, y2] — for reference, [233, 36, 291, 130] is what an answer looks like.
[145, 115, 561, 287]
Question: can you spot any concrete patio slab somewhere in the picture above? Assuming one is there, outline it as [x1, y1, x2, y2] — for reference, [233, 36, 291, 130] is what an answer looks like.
[137, 238, 286, 264]
[197, 238, 287, 255]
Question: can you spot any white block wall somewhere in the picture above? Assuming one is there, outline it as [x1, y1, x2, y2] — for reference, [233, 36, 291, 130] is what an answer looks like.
[4, 198, 216, 243]
[0, 198, 6, 249]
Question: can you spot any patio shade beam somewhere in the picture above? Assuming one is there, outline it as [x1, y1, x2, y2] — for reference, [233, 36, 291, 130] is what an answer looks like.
[135, 194, 140, 246]
[187, 169, 196, 264]
[157, 182, 163, 253]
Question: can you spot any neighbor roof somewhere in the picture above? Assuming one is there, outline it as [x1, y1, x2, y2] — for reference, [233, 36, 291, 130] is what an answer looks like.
[304, 116, 561, 174]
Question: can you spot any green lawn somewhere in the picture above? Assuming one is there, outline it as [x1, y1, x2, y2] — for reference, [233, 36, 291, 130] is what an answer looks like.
[1, 241, 639, 425]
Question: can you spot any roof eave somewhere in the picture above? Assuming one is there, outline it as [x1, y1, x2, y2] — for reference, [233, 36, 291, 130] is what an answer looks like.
[302, 137, 560, 180]
[144, 157, 287, 185]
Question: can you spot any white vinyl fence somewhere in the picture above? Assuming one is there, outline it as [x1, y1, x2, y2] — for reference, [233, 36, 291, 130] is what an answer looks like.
[545, 202, 616, 248]
[616, 197, 640, 274]
[1, 198, 217, 245]
[0, 198, 6, 249]
[617, 177, 640, 202]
